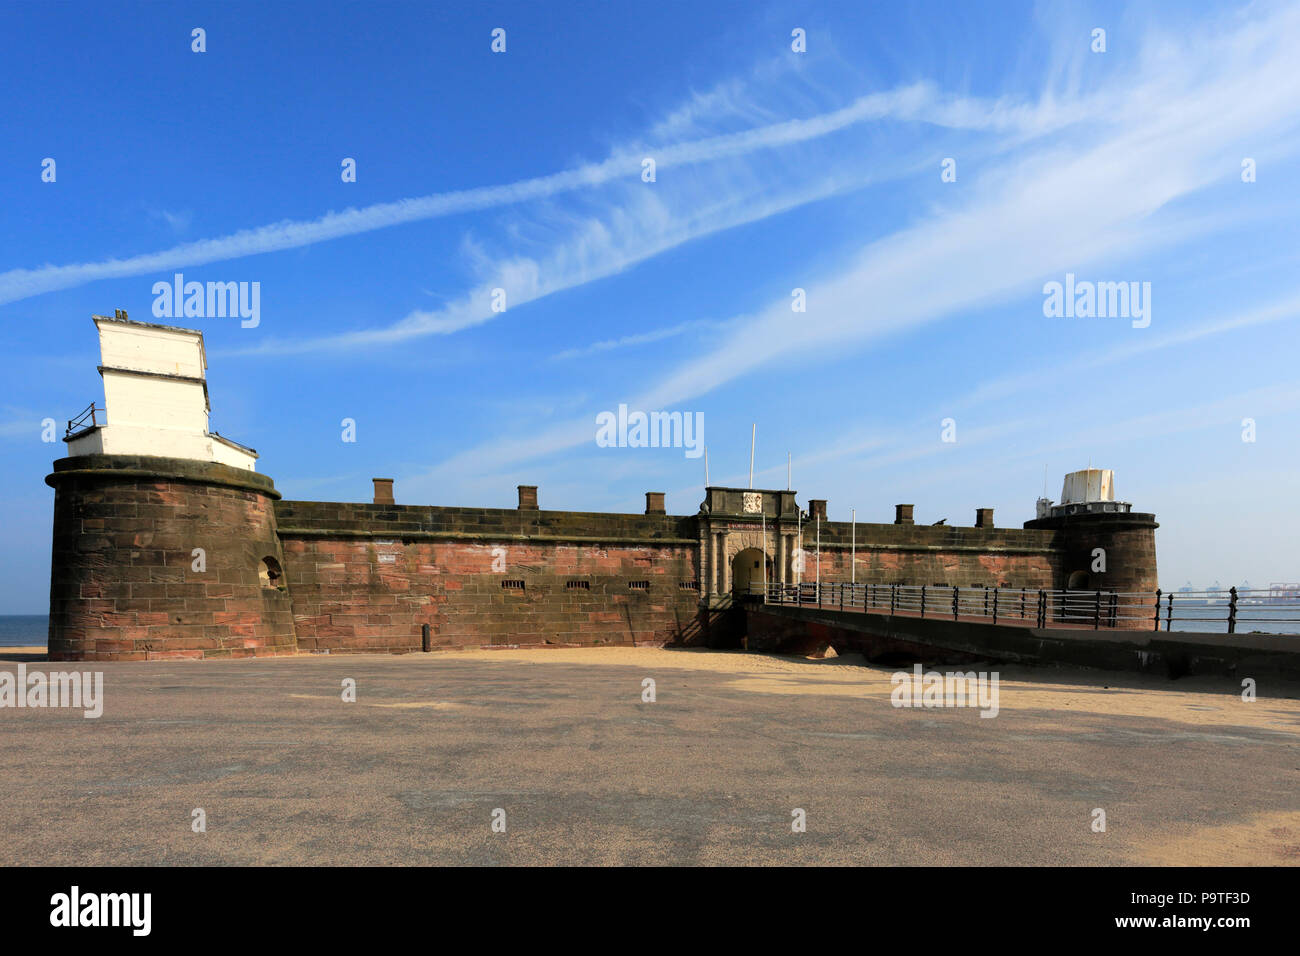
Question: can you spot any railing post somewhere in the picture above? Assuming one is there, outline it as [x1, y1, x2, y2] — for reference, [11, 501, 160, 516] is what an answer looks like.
[983, 587, 989, 618]
[992, 587, 999, 625]
[1108, 591, 1117, 628]
[1093, 589, 1101, 629]
[1228, 586, 1238, 634]
[890, 583, 897, 615]
[839, 583, 844, 612]
[1166, 592, 1174, 632]
[921, 585, 927, 618]
[952, 586, 959, 621]
[1037, 590, 1046, 628]
[1020, 588, 1026, 621]
[1153, 589, 1161, 631]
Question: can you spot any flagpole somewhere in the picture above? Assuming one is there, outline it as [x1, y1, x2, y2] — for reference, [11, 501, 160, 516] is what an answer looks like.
[749, 424, 756, 489]
[851, 508, 856, 585]
[795, 508, 802, 586]
[815, 512, 821, 601]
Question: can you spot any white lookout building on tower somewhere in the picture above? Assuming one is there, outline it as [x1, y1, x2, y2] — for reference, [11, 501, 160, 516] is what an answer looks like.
[64, 312, 258, 470]
[1035, 467, 1132, 519]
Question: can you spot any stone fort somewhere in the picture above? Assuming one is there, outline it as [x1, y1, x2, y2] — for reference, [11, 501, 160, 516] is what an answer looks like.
[45, 315, 1158, 661]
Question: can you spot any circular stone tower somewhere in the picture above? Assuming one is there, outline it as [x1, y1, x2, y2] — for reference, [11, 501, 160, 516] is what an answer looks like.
[46, 455, 295, 661]
[1024, 468, 1158, 596]
[45, 313, 297, 661]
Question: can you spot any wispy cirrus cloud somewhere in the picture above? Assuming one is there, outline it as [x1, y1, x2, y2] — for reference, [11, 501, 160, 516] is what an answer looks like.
[146, 208, 193, 235]
[549, 319, 717, 361]
[221, 168, 870, 355]
[956, 291, 1300, 411]
[0, 82, 1087, 310]
[397, 1, 1300, 497]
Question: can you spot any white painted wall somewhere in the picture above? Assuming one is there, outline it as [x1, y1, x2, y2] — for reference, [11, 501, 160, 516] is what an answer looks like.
[211, 437, 257, 469]
[102, 375, 208, 432]
[98, 320, 206, 378]
[64, 317, 257, 471]
[1061, 469, 1115, 504]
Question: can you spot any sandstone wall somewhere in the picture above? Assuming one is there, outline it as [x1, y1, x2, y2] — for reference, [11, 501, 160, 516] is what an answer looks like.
[795, 520, 1061, 589]
[274, 501, 704, 653]
[45, 455, 295, 661]
[43, 456, 1160, 660]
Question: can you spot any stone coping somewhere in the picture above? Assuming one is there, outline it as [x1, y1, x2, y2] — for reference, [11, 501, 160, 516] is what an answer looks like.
[45, 454, 279, 499]
[276, 526, 699, 547]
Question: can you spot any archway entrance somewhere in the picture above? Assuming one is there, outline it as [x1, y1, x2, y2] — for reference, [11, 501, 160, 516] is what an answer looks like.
[732, 547, 772, 598]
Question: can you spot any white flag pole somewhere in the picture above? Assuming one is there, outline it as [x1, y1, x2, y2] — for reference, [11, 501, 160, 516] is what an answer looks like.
[749, 424, 756, 489]
[815, 512, 821, 598]
[796, 508, 802, 586]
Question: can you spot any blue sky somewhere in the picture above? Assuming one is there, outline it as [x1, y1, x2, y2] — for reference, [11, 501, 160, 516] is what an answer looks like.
[2, 0, 1299, 612]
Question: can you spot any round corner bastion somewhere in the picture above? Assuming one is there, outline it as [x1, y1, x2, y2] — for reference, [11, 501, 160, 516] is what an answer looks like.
[45, 454, 297, 661]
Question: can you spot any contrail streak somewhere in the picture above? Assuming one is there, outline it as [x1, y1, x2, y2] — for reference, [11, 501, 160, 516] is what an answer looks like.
[0, 83, 1037, 306]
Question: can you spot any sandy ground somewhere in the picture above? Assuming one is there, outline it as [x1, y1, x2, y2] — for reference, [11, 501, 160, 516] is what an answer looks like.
[1, 645, 1296, 865]
[435, 646, 1300, 734]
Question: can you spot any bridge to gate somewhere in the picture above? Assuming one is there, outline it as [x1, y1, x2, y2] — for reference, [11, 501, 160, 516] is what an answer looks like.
[757, 582, 1300, 634]
[744, 583, 1300, 680]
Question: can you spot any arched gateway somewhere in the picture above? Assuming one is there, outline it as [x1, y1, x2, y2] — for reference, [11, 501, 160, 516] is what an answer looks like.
[731, 547, 773, 597]
[697, 487, 802, 602]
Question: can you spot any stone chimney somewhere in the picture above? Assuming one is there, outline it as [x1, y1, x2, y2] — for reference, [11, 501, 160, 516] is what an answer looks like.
[372, 478, 394, 505]
[808, 499, 827, 520]
[517, 485, 539, 510]
[895, 504, 915, 525]
[975, 508, 994, 529]
[645, 492, 666, 515]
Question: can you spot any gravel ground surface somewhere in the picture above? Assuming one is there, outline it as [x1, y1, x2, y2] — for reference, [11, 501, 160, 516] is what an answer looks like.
[1, 645, 1296, 865]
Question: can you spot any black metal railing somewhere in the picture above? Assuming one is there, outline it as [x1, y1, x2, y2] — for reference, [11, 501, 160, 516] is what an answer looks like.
[65, 402, 100, 438]
[762, 583, 1300, 635]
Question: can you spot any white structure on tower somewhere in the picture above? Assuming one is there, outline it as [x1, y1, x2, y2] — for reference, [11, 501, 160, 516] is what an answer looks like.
[1041, 468, 1131, 518]
[63, 312, 258, 470]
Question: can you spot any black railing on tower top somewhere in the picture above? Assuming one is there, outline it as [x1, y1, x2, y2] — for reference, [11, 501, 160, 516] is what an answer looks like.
[65, 402, 100, 438]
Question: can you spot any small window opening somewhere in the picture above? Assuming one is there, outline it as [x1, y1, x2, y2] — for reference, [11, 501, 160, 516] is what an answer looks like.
[259, 556, 284, 590]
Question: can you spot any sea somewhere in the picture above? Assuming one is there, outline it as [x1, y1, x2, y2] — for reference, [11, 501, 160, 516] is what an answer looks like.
[0, 615, 48, 646]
